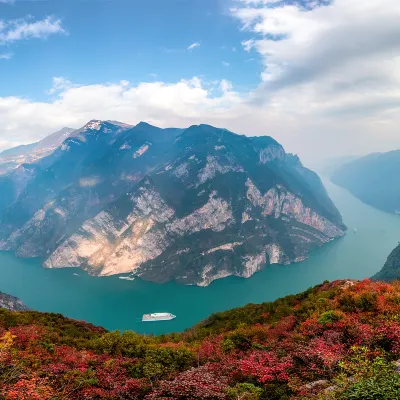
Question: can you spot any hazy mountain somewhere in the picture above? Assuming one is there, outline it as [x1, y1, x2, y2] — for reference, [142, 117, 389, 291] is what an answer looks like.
[332, 150, 400, 213]
[0, 122, 346, 286]
[0, 127, 75, 175]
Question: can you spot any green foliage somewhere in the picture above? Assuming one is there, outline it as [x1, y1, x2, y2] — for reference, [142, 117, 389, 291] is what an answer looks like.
[90, 330, 151, 357]
[341, 358, 400, 399]
[318, 310, 343, 326]
[128, 346, 195, 380]
[226, 383, 263, 400]
[338, 292, 378, 312]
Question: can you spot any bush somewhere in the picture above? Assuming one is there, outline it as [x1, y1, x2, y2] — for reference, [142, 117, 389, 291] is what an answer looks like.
[318, 310, 343, 326]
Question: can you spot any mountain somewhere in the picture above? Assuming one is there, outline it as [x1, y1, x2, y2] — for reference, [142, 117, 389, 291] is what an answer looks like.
[0, 127, 75, 175]
[0, 291, 28, 311]
[373, 242, 400, 282]
[0, 122, 346, 286]
[332, 150, 400, 213]
[1, 279, 400, 399]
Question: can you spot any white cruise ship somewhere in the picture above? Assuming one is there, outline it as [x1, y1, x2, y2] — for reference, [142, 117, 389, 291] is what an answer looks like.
[142, 313, 176, 322]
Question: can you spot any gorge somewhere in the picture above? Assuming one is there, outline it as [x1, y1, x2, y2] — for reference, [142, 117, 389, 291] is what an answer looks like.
[1, 179, 400, 335]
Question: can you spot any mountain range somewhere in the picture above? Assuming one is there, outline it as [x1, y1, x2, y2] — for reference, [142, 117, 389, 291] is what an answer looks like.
[0, 120, 346, 286]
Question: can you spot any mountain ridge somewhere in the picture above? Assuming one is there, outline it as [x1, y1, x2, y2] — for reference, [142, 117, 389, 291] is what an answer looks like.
[0, 127, 76, 175]
[0, 121, 346, 285]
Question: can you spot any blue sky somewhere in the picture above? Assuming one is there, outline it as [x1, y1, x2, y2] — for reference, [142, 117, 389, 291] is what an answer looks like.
[0, 0, 261, 99]
[1, 0, 400, 164]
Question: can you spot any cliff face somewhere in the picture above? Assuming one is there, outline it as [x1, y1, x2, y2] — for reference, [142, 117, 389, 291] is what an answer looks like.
[0, 291, 28, 311]
[0, 122, 345, 286]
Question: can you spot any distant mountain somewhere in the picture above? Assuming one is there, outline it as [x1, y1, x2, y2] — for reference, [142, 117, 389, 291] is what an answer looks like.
[373, 243, 400, 282]
[0, 121, 346, 286]
[0, 291, 29, 311]
[0, 127, 75, 174]
[332, 150, 400, 214]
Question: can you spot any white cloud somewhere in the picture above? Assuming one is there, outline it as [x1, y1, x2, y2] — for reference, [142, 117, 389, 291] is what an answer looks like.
[47, 77, 76, 94]
[227, 0, 400, 165]
[0, 77, 243, 151]
[222, 61, 230, 67]
[187, 42, 200, 51]
[0, 16, 66, 44]
[0, 52, 12, 59]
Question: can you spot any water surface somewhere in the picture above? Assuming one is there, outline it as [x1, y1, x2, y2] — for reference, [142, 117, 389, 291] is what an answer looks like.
[1, 180, 399, 335]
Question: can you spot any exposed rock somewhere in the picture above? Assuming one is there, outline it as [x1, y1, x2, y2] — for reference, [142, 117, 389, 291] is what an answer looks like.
[0, 291, 29, 311]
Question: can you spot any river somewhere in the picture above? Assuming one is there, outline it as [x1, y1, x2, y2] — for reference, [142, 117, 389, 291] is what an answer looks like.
[1, 179, 400, 335]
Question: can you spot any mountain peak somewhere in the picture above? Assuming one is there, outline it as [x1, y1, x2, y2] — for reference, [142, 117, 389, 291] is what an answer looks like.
[135, 121, 160, 130]
[83, 120, 104, 131]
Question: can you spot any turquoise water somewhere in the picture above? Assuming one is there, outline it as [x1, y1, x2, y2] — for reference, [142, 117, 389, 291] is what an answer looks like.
[1, 179, 400, 335]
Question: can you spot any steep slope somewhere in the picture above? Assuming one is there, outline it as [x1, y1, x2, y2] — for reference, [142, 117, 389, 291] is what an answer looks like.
[0, 127, 75, 175]
[2, 280, 400, 399]
[373, 242, 400, 282]
[41, 124, 346, 285]
[0, 291, 28, 311]
[0, 120, 130, 244]
[332, 150, 400, 213]
[0, 121, 180, 258]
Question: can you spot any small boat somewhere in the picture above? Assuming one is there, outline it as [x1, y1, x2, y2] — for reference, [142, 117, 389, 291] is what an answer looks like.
[353, 228, 357, 234]
[119, 276, 135, 281]
[73, 273, 79, 276]
[142, 313, 176, 322]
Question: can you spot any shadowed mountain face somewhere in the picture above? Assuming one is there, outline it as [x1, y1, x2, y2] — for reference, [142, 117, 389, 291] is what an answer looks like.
[373, 243, 400, 282]
[0, 122, 346, 286]
[332, 150, 400, 214]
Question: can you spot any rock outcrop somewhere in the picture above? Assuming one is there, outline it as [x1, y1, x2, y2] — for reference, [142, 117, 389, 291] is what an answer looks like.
[0, 291, 29, 311]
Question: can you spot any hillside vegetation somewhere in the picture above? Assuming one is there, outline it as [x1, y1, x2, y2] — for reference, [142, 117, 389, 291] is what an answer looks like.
[2, 280, 400, 399]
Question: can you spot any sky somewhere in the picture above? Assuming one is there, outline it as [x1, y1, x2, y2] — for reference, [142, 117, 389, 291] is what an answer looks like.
[1, 0, 400, 166]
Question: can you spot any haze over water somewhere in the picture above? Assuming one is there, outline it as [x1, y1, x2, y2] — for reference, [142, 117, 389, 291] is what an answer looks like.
[1, 179, 400, 335]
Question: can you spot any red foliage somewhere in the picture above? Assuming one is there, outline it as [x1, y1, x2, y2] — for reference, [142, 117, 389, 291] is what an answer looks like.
[239, 350, 293, 383]
[145, 364, 228, 399]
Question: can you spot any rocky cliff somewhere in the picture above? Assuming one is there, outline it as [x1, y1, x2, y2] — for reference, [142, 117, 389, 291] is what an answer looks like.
[0, 291, 29, 311]
[0, 122, 346, 285]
